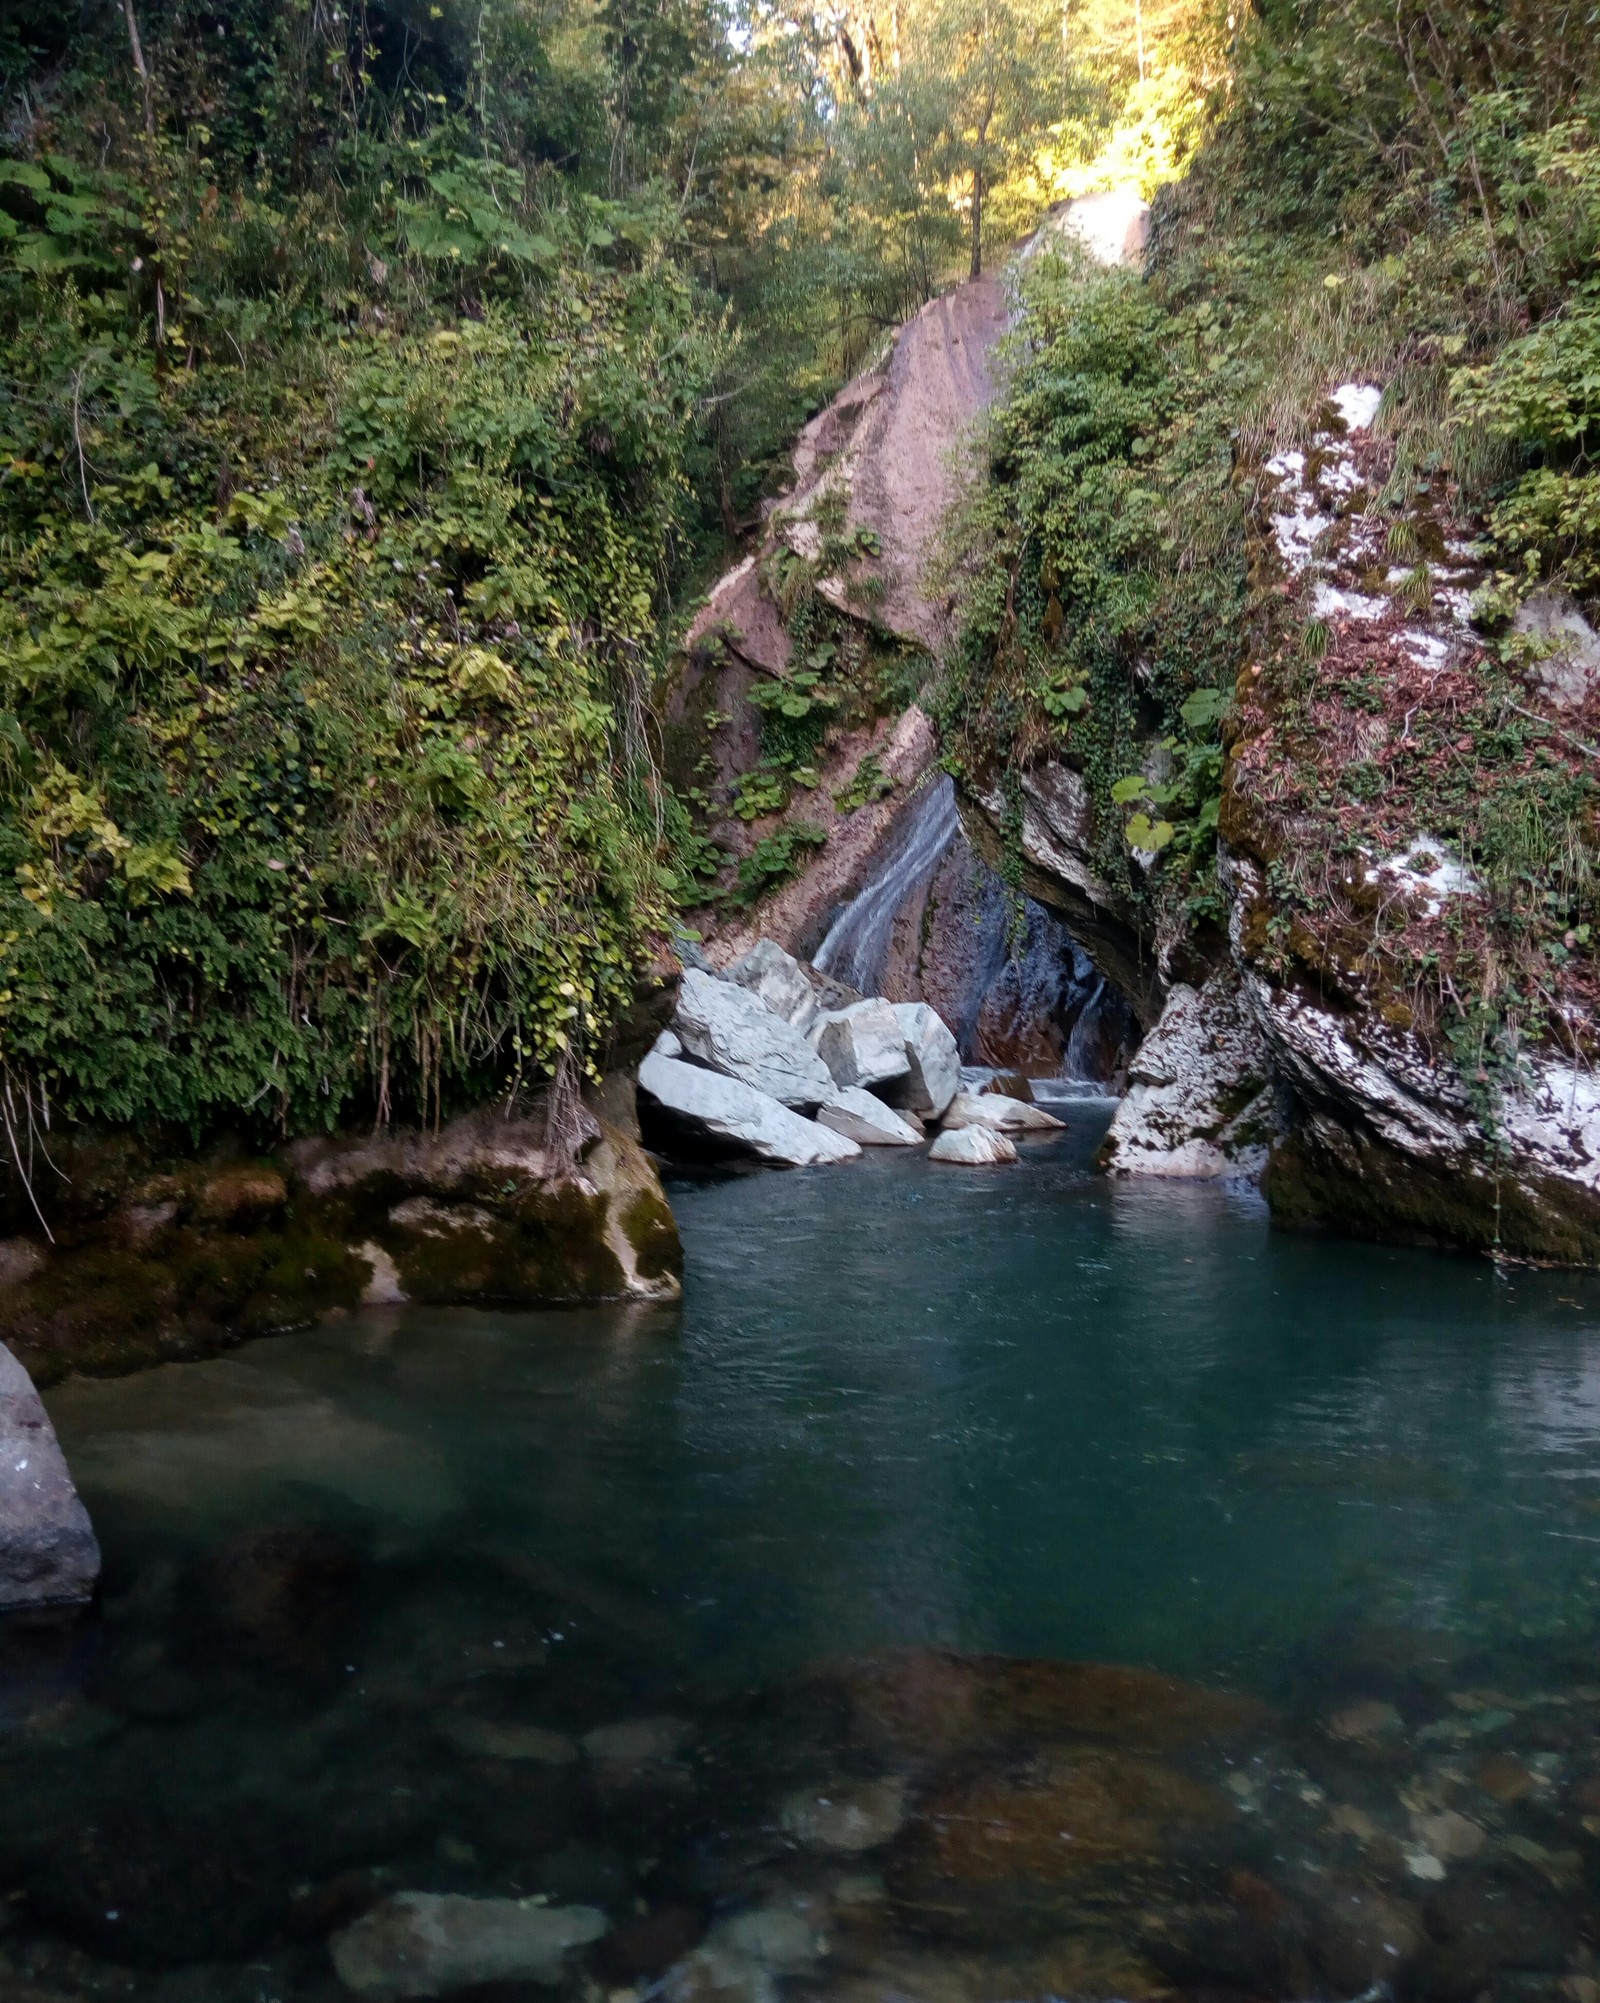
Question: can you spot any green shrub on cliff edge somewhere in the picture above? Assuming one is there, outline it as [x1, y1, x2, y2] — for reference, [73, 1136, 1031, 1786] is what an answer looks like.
[0, 2, 724, 1140]
[945, 0, 1600, 1044]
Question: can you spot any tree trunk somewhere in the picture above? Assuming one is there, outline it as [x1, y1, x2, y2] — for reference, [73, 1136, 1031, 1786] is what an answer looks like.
[122, 0, 155, 136]
[970, 162, 983, 278]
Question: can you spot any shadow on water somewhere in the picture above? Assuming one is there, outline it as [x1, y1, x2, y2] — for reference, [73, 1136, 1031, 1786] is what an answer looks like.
[6, 1115, 1600, 1997]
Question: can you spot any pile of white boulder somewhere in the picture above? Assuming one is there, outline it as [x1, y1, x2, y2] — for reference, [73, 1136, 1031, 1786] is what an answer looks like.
[638, 940, 1065, 1168]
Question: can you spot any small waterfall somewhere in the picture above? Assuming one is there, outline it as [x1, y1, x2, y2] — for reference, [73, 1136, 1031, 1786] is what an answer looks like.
[812, 770, 1137, 1085]
[815, 776, 961, 995]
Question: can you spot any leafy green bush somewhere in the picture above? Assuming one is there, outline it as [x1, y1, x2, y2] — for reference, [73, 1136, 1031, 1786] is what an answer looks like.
[0, 19, 724, 1139]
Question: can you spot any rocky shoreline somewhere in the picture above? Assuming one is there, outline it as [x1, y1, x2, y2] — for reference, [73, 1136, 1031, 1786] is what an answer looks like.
[638, 942, 1066, 1172]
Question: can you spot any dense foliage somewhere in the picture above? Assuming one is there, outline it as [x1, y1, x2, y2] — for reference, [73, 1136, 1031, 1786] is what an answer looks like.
[0, 0, 729, 1138]
[943, 0, 1600, 1067]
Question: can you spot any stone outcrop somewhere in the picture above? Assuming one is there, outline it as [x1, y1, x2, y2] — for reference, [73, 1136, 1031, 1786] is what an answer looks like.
[674, 968, 835, 1110]
[1100, 969, 1278, 1181]
[941, 1091, 1066, 1135]
[928, 1126, 1018, 1166]
[893, 1003, 962, 1120]
[0, 1090, 683, 1385]
[816, 1088, 924, 1147]
[638, 946, 985, 1168]
[638, 1052, 862, 1167]
[811, 998, 912, 1093]
[0, 1343, 99, 1610]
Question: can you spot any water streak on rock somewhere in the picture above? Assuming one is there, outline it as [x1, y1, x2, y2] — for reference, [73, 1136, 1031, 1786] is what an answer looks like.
[815, 777, 962, 996]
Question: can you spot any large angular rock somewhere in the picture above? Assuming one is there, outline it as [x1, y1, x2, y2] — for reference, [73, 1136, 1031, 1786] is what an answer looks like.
[673, 969, 834, 1111]
[941, 1091, 1065, 1134]
[330, 1892, 608, 1998]
[0, 1344, 99, 1611]
[639, 1053, 860, 1167]
[1099, 968, 1277, 1181]
[891, 1003, 961, 1120]
[817, 1088, 923, 1147]
[812, 999, 912, 1093]
[725, 940, 822, 1034]
[928, 1126, 1017, 1165]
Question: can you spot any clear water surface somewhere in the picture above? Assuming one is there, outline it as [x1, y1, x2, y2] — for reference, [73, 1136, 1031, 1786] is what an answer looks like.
[7, 1108, 1600, 2001]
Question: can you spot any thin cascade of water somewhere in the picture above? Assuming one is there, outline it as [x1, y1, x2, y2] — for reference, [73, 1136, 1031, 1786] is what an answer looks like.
[814, 775, 961, 994]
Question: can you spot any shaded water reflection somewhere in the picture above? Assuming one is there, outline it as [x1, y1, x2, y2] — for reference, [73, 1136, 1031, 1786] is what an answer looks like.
[7, 1112, 1600, 1999]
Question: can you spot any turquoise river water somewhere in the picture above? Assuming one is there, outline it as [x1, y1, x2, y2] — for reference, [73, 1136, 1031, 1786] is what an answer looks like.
[5, 1107, 1600, 2000]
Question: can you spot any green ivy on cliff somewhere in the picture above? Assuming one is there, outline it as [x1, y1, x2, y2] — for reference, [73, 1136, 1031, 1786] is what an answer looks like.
[0, 3, 725, 1139]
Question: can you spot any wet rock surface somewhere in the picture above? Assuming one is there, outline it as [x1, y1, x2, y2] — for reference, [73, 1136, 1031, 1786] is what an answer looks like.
[0, 1345, 99, 1611]
[0, 1091, 683, 1385]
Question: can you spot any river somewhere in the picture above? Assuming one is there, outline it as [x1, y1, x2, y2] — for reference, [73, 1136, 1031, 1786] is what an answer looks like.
[7, 1110, 1600, 1998]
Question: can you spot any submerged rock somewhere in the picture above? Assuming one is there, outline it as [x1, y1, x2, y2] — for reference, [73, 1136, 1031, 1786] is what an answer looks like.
[440, 1717, 579, 1765]
[673, 969, 835, 1110]
[0, 1343, 99, 1611]
[639, 1053, 861, 1166]
[940, 1091, 1064, 1135]
[781, 1775, 908, 1852]
[817, 1088, 923, 1147]
[891, 1003, 961, 1120]
[928, 1126, 1017, 1165]
[330, 1892, 608, 1998]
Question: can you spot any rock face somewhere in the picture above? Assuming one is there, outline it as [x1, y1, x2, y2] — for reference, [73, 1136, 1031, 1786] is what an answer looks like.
[1100, 969, 1278, 1180]
[893, 1003, 962, 1120]
[0, 1088, 683, 1385]
[928, 1126, 1018, 1166]
[941, 1092, 1065, 1135]
[674, 969, 835, 1110]
[816, 1089, 923, 1147]
[725, 939, 826, 1032]
[0, 1344, 99, 1610]
[639, 1052, 862, 1167]
[330, 1893, 608, 1999]
[811, 999, 912, 1093]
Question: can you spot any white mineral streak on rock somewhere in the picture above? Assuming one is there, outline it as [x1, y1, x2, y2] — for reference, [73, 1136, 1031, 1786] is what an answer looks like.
[1311, 582, 1388, 623]
[1363, 834, 1479, 917]
[811, 998, 912, 1092]
[891, 1002, 961, 1119]
[673, 968, 835, 1110]
[1100, 969, 1277, 1181]
[331, 1893, 608, 1999]
[1500, 1064, 1600, 1198]
[638, 1053, 861, 1167]
[1332, 382, 1384, 431]
[941, 1091, 1065, 1134]
[816, 1088, 923, 1147]
[928, 1125, 1018, 1165]
[1402, 631, 1451, 667]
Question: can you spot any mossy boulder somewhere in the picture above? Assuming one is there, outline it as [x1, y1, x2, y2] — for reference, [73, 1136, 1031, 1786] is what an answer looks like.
[0, 1089, 681, 1384]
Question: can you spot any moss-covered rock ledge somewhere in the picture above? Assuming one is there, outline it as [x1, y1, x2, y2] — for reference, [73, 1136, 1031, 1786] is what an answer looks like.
[0, 1090, 681, 1387]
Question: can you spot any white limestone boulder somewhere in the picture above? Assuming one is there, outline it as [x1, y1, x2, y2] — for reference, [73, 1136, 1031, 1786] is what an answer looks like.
[928, 1126, 1017, 1165]
[817, 1088, 923, 1147]
[941, 1091, 1065, 1134]
[673, 968, 833, 1110]
[890, 1002, 961, 1119]
[331, 1893, 607, 1998]
[639, 1053, 860, 1167]
[726, 939, 822, 1033]
[1099, 967, 1277, 1181]
[811, 998, 912, 1093]
[0, 1344, 100, 1612]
